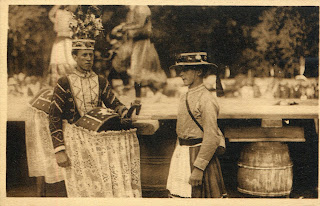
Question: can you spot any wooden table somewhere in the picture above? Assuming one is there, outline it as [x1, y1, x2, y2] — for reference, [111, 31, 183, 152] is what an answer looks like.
[7, 95, 319, 197]
[135, 97, 318, 197]
[140, 98, 318, 120]
[8, 95, 318, 124]
[138, 98, 318, 142]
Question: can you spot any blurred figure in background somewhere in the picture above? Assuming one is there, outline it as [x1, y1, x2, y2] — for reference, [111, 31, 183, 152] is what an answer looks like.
[103, 6, 131, 93]
[112, 5, 167, 103]
[45, 5, 78, 87]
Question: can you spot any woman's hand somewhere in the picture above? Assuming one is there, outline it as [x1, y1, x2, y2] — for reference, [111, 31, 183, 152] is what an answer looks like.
[120, 109, 132, 126]
[55, 150, 71, 168]
[188, 167, 204, 186]
[120, 108, 129, 118]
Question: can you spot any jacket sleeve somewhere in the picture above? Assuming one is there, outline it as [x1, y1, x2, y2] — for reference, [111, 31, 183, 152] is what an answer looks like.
[101, 78, 127, 116]
[49, 77, 67, 153]
[193, 92, 221, 171]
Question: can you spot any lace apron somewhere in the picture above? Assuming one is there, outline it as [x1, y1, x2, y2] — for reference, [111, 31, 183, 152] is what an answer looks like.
[62, 123, 141, 197]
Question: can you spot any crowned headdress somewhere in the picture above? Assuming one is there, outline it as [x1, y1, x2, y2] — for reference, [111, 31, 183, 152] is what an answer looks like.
[69, 6, 104, 50]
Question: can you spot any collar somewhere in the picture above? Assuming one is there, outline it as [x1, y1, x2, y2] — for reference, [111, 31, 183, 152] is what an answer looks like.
[188, 83, 205, 93]
[73, 67, 95, 78]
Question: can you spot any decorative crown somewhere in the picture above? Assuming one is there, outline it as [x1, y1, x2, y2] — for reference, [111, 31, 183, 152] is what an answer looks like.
[69, 6, 104, 50]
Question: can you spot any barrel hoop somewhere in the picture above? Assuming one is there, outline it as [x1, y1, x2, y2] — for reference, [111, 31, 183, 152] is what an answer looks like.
[238, 163, 293, 170]
[237, 187, 291, 197]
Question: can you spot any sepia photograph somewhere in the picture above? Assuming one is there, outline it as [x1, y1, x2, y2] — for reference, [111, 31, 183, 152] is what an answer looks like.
[1, 0, 319, 205]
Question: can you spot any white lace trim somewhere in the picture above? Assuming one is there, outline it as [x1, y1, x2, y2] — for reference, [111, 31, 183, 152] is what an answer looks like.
[63, 123, 141, 197]
[25, 106, 65, 183]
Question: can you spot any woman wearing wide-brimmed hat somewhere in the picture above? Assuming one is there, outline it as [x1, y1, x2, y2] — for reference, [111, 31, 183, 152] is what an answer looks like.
[166, 52, 227, 198]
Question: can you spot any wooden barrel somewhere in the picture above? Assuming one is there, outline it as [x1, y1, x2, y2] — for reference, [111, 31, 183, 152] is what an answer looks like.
[237, 142, 293, 197]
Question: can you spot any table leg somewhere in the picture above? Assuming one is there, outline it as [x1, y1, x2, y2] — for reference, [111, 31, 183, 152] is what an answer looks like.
[36, 176, 46, 197]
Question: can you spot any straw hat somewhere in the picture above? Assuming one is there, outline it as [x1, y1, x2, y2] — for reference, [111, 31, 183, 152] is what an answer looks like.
[169, 52, 218, 72]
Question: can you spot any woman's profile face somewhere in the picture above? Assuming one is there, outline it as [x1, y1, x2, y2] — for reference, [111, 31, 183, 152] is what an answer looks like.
[179, 67, 200, 88]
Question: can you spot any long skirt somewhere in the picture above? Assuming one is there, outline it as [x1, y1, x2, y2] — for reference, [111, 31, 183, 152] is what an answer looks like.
[47, 37, 77, 86]
[167, 142, 227, 198]
[63, 123, 142, 197]
[128, 39, 167, 90]
[25, 107, 64, 183]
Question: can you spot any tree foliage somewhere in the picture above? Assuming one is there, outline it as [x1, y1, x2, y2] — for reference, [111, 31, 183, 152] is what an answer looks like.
[7, 5, 318, 78]
[241, 7, 318, 78]
[8, 5, 55, 76]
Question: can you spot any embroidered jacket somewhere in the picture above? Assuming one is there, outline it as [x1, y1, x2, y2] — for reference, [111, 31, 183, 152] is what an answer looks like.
[49, 70, 127, 153]
[176, 84, 226, 171]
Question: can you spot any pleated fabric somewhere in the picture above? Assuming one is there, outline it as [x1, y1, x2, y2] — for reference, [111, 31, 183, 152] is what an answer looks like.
[190, 146, 227, 198]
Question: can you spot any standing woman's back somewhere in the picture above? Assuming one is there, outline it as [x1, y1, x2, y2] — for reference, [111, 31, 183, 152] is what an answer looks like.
[45, 5, 78, 87]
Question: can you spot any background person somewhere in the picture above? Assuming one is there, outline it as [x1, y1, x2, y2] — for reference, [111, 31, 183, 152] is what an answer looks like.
[119, 5, 167, 102]
[45, 5, 78, 87]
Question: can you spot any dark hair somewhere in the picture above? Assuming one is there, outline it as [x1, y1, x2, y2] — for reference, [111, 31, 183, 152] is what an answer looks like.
[185, 65, 224, 96]
[199, 66, 209, 78]
[72, 50, 78, 56]
[183, 65, 214, 77]
[216, 76, 224, 97]
[63, 5, 79, 13]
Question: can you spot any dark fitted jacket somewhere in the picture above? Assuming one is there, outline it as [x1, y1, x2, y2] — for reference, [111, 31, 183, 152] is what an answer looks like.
[49, 75, 127, 153]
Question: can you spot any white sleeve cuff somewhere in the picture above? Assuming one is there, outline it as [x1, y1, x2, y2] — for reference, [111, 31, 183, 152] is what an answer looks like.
[54, 145, 66, 154]
[193, 157, 209, 171]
